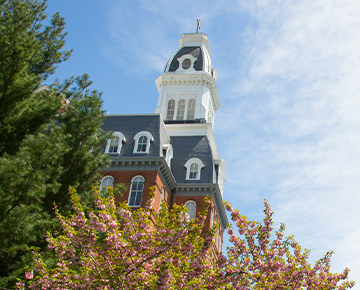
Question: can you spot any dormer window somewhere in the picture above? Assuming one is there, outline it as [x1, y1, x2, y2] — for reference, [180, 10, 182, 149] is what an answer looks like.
[105, 132, 126, 154]
[189, 163, 198, 179]
[176, 54, 197, 72]
[185, 158, 204, 180]
[133, 131, 154, 154]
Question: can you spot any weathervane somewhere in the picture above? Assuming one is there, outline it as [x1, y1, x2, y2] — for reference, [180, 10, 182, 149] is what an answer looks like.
[196, 19, 200, 33]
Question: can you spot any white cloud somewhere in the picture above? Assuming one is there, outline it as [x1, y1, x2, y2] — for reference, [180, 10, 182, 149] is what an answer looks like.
[217, 0, 360, 283]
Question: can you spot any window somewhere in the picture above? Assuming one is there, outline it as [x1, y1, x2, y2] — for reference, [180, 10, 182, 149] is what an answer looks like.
[187, 99, 196, 120]
[176, 99, 185, 120]
[137, 136, 147, 152]
[185, 201, 196, 221]
[100, 176, 114, 194]
[189, 163, 198, 179]
[128, 176, 145, 207]
[185, 158, 204, 180]
[159, 187, 165, 212]
[109, 136, 119, 153]
[167, 99, 175, 120]
[105, 132, 125, 154]
[182, 58, 191, 70]
[133, 131, 154, 154]
[176, 54, 197, 72]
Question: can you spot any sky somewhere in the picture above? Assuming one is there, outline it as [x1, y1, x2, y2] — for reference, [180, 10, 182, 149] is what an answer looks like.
[47, 0, 360, 285]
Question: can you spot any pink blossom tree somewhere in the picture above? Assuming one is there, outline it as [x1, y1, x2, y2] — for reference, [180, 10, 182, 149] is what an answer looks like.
[17, 187, 355, 289]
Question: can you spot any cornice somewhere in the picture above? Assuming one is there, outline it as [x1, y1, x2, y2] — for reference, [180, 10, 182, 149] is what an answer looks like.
[100, 157, 177, 191]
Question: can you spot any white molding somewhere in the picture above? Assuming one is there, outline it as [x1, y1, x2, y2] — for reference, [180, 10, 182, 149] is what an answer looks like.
[133, 131, 154, 153]
[105, 131, 126, 154]
[185, 158, 204, 180]
[162, 144, 173, 168]
[176, 54, 197, 73]
[155, 74, 220, 112]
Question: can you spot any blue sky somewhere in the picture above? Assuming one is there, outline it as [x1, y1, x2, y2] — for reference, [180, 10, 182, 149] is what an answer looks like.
[47, 0, 360, 284]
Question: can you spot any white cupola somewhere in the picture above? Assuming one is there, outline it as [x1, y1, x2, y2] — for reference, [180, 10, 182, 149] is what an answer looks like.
[154, 33, 220, 129]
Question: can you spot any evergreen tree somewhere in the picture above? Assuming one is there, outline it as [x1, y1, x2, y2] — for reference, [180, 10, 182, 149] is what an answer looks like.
[0, 0, 109, 286]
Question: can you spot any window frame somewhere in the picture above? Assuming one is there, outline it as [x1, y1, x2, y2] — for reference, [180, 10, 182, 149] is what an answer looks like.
[159, 187, 165, 212]
[105, 132, 126, 154]
[184, 158, 204, 180]
[184, 200, 196, 221]
[133, 131, 154, 154]
[99, 175, 114, 194]
[128, 175, 145, 207]
[176, 99, 185, 120]
[187, 98, 196, 120]
[176, 54, 197, 73]
[166, 99, 175, 120]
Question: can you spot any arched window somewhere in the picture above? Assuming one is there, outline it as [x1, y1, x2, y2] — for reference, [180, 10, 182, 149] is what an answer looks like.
[128, 176, 145, 207]
[185, 158, 204, 180]
[159, 187, 165, 212]
[189, 163, 198, 179]
[184, 201, 196, 221]
[176, 99, 185, 120]
[187, 99, 196, 120]
[133, 131, 154, 154]
[100, 176, 114, 194]
[137, 136, 147, 152]
[166, 99, 175, 120]
[105, 132, 125, 154]
[109, 136, 119, 153]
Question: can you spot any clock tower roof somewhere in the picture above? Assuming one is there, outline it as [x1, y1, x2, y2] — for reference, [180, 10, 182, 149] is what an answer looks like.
[163, 33, 212, 75]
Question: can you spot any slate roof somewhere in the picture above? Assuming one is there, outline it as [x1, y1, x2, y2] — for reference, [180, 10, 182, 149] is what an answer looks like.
[165, 46, 204, 72]
[102, 114, 215, 184]
[102, 114, 170, 157]
[170, 136, 214, 184]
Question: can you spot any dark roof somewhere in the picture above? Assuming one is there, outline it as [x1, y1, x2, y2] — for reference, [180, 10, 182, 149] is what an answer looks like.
[102, 114, 170, 157]
[170, 136, 214, 184]
[167, 46, 203, 72]
[103, 115, 214, 184]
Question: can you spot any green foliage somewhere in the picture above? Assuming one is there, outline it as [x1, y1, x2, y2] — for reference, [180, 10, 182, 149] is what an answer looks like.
[0, 1, 113, 287]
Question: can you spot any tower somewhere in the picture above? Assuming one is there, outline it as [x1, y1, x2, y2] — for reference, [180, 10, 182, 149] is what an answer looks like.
[100, 32, 228, 255]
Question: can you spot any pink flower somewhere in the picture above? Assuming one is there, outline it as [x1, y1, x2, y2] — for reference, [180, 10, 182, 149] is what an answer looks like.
[25, 270, 33, 279]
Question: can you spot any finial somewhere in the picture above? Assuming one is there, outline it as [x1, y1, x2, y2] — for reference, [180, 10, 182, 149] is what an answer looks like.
[196, 19, 201, 33]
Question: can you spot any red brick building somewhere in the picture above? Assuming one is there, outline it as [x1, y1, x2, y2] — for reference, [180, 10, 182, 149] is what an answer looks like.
[99, 32, 228, 254]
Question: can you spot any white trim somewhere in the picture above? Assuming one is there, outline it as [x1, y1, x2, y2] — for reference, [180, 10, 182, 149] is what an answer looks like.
[105, 131, 126, 154]
[176, 54, 197, 73]
[184, 158, 204, 180]
[162, 144, 173, 168]
[133, 131, 154, 153]
[128, 175, 145, 207]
